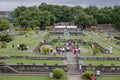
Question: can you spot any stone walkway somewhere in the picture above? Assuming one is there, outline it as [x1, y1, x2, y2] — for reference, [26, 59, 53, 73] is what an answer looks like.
[66, 52, 82, 80]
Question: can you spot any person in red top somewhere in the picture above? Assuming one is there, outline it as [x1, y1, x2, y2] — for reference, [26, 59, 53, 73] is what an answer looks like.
[74, 48, 76, 54]
[90, 76, 94, 80]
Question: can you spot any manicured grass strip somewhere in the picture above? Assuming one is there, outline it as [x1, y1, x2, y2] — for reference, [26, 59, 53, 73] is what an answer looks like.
[0, 52, 41, 56]
[98, 76, 120, 80]
[80, 52, 120, 56]
[0, 75, 67, 80]
[0, 59, 63, 64]
[0, 52, 64, 57]
[83, 60, 120, 65]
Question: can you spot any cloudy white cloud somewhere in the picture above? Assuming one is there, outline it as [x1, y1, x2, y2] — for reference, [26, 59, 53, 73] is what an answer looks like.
[0, 0, 120, 11]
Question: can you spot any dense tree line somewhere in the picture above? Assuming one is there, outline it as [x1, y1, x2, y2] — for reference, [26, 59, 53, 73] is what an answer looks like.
[11, 3, 120, 30]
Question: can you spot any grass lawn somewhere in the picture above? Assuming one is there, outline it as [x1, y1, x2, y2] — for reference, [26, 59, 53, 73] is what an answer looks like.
[83, 60, 120, 65]
[0, 75, 67, 80]
[98, 76, 120, 80]
[80, 52, 120, 57]
[0, 52, 65, 57]
[0, 31, 48, 52]
[79, 31, 120, 56]
[0, 58, 63, 64]
[83, 76, 120, 80]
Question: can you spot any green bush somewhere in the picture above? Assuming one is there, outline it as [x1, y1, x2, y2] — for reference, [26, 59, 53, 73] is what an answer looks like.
[46, 26, 51, 31]
[51, 38, 58, 43]
[41, 45, 50, 55]
[93, 46, 99, 55]
[0, 19, 9, 31]
[83, 71, 94, 79]
[0, 35, 13, 42]
[87, 41, 91, 46]
[53, 68, 64, 79]
[90, 26, 97, 31]
[1, 42, 7, 48]
[19, 44, 26, 48]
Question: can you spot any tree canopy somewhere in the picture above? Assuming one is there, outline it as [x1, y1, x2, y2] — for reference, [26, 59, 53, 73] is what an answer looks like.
[10, 3, 120, 30]
[74, 13, 97, 30]
[12, 6, 56, 30]
[0, 18, 10, 31]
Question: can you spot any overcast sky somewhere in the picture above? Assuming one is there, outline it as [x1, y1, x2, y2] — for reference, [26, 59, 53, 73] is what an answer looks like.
[0, 0, 120, 11]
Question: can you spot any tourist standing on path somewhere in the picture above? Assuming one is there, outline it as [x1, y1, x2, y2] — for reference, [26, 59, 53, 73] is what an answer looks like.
[72, 47, 76, 55]
[107, 45, 113, 53]
[78, 46, 81, 54]
[79, 64, 82, 74]
[12, 44, 14, 48]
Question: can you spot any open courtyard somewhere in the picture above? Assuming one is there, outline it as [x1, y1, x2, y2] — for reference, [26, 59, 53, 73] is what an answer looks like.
[0, 1, 120, 80]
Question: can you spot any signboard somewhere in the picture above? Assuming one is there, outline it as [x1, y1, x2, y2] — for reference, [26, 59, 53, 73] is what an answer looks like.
[64, 31, 69, 39]
[64, 31, 69, 37]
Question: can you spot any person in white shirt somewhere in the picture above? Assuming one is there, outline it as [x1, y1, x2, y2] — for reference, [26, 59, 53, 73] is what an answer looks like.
[78, 47, 81, 54]
[107, 45, 112, 53]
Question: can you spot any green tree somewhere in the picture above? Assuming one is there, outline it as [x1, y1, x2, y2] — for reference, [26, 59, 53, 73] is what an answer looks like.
[39, 11, 51, 30]
[12, 5, 56, 30]
[0, 18, 10, 31]
[74, 13, 97, 30]
[41, 45, 50, 55]
[84, 6, 99, 17]
[111, 5, 120, 30]
[96, 7, 112, 24]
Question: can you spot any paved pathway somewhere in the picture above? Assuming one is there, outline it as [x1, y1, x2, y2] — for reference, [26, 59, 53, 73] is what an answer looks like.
[66, 52, 82, 80]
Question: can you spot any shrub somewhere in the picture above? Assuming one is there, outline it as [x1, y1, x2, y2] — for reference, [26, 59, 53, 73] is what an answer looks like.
[1, 42, 7, 48]
[52, 38, 58, 43]
[53, 68, 64, 79]
[41, 45, 50, 55]
[0, 35, 13, 42]
[83, 71, 94, 79]
[46, 26, 51, 31]
[87, 41, 91, 46]
[90, 26, 97, 31]
[19, 44, 26, 48]
[93, 45, 99, 55]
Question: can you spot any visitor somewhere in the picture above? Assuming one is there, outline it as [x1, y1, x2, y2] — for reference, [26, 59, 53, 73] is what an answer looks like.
[105, 37, 108, 43]
[41, 40, 44, 44]
[73, 40, 75, 45]
[12, 44, 14, 48]
[53, 49, 56, 56]
[17, 44, 20, 49]
[48, 49, 50, 56]
[50, 49, 53, 53]
[74, 48, 76, 54]
[72, 48, 74, 55]
[78, 46, 81, 54]
[59, 48, 64, 55]
[36, 31, 39, 34]
[66, 46, 70, 52]
[79, 64, 82, 74]
[90, 76, 94, 80]
[69, 40, 72, 46]
[26, 45, 29, 49]
[38, 48, 41, 53]
[58, 36, 60, 40]
[107, 45, 112, 53]
[94, 74, 98, 80]
[72, 48, 76, 55]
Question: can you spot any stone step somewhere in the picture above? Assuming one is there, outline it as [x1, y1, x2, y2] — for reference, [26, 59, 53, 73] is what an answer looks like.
[67, 74, 82, 80]
[67, 71, 80, 75]
[67, 62, 78, 64]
